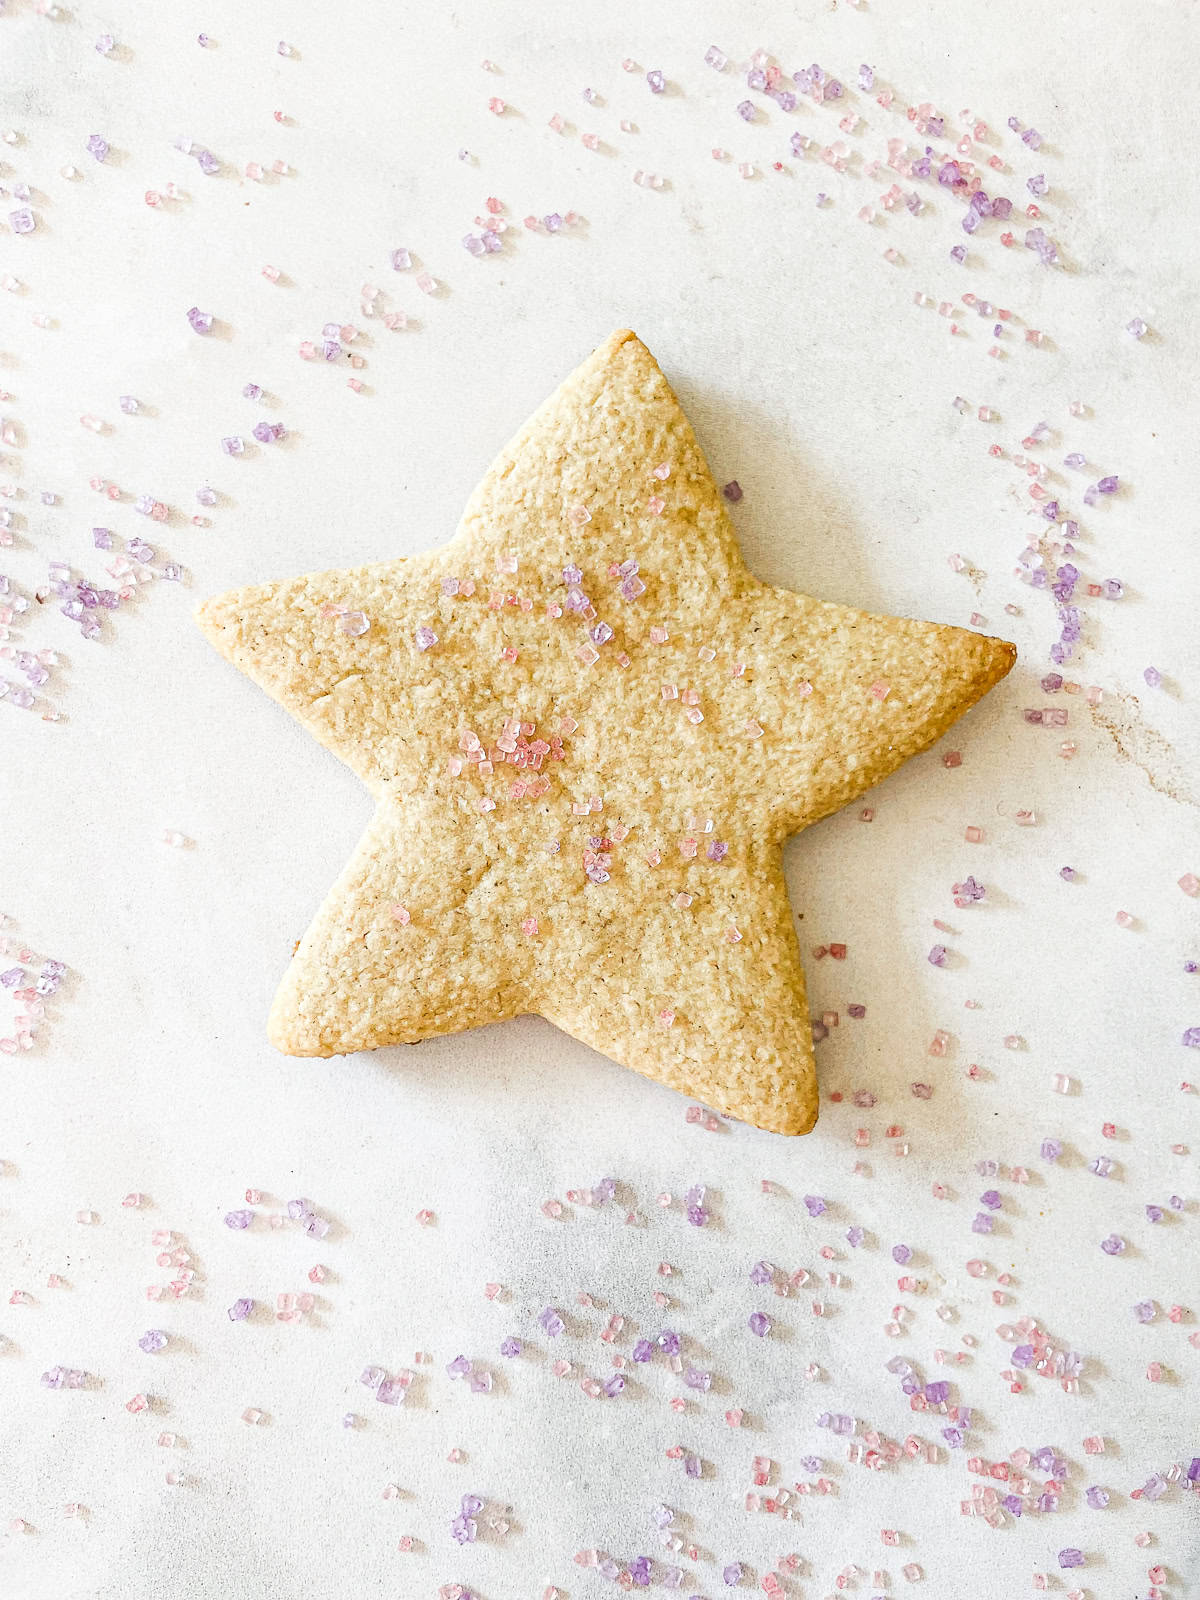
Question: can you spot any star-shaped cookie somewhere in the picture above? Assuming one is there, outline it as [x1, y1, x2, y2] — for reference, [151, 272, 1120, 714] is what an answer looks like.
[196, 330, 1014, 1135]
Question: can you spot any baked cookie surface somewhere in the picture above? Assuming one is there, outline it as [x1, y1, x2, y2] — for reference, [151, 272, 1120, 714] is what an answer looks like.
[196, 330, 1015, 1134]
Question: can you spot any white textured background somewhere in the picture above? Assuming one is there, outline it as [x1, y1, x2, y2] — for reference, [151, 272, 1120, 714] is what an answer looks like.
[2, 2, 1199, 1597]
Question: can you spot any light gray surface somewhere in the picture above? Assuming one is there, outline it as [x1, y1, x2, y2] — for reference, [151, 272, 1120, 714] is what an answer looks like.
[2, 1, 1199, 1596]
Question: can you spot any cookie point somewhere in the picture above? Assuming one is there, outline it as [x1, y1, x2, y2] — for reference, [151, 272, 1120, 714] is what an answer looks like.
[266, 1004, 319, 1058]
[987, 634, 1019, 680]
[595, 327, 643, 362]
[192, 594, 223, 637]
[774, 1096, 819, 1136]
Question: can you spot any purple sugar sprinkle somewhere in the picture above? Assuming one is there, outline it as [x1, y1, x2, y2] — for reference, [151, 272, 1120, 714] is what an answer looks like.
[972, 1213, 994, 1234]
[1133, 1300, 1156, 1323]
[804, 1195, 827, 1217]
[684, 1366, 712, 1390]
[1086, 1485, 1109, 1508]
[747, 1312, 771, 1338]
[224, 1209, 253, 1230]
[86, 133, 109, 162]
[846, 1226, 864, 1247]
[646, 69, 665, 93]
[1144, 666, 1162, 688]
[892, 1244, 912, 1264]
[1058, 1549, 1083, 1570]
[446, 1354, 472, 1378]
[928, 944, 947, 966]
[979, 1190, 1001, 1210]
[723, 1565, 743, 1586]
[632, 1338, 653, 1362]
[500, 1337, 521, 1357]
[538, 1306, 565, 1337]
[1100, 1235, 1125, 1255]
[138, 1329, 168, 1353]
[1025, 225, 1058, 265]
[749, 1260, 774, 1285]
[657, 1329, 681, 1356]
[736, 100, 756, 122]
[187, 305, 213, 335]
[722, 480, 742, 502]
[228, 1298, 254, 1321]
